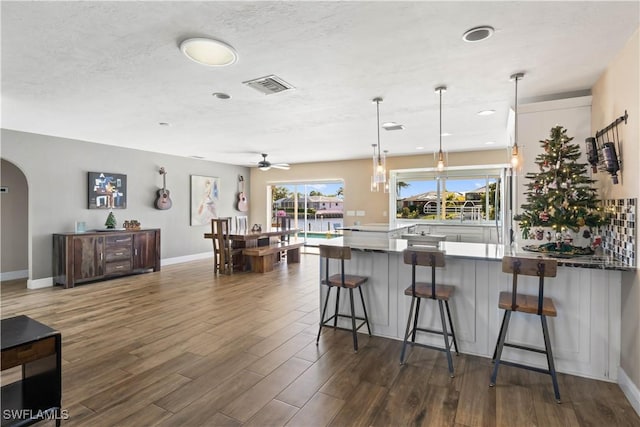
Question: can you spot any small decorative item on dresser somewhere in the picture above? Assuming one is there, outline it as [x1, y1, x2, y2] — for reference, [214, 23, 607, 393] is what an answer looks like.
[105, 211, 117, 229]
[123, 219, 141, 231]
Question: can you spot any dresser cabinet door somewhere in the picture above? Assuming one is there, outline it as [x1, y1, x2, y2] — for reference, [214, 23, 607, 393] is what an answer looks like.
[72, 235, 104, 281]
[133, 231, 157, 271]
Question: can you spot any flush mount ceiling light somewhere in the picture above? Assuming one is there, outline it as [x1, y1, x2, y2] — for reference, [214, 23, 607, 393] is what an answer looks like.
[477, 109, 496, 116]
[180, 38, 238, 67]
[462, 26, 495, 42]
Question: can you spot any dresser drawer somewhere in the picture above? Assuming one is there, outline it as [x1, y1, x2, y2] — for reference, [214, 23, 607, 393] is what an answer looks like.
[105, 260, 132, 274]
[105, 246, 132, 261]
[106, 235, 132, 246]
[1, 336, 56, 370]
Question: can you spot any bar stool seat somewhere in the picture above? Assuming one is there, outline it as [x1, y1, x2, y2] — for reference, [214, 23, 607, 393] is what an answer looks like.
[498, 292, 557, 316]
[400, 248, 459, 377]
[404, 283, 455, 300]
[316, 245, 371, 352]
[490, 256, 561, 403]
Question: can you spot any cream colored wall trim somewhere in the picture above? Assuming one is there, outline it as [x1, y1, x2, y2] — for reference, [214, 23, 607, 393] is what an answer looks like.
[27, 277, 53, 289]
[619, 367, 640, 417]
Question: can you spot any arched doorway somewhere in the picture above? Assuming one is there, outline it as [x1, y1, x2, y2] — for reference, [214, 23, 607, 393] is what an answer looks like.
[1, 159, 29, 286]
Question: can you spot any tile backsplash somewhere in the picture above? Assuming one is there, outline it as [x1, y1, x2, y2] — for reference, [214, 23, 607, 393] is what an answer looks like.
[602, 198, 636, 267]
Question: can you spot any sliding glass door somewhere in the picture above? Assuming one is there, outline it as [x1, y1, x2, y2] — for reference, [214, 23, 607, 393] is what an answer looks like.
[268, 180, 344, 243]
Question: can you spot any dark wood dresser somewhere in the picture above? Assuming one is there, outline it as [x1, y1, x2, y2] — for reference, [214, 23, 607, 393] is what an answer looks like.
[52, 229, 160, 288]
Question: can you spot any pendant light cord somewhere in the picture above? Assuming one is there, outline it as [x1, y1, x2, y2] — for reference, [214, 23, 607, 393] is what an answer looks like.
[376, 98, 381, 162]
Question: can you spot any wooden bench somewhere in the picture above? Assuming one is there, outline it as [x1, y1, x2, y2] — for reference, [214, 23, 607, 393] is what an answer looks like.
[242, 242, 304, 273]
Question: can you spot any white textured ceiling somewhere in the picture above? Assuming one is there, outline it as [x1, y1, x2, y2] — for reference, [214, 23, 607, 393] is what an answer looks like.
[2, 1, 638, 168]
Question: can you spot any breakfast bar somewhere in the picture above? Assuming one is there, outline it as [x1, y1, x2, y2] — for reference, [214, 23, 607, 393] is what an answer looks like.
[319, 234, 629, 382]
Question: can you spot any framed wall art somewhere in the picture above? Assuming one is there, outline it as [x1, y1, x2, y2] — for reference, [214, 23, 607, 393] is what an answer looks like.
[88, 172, 127, 209]
[191, 175, 219, 225]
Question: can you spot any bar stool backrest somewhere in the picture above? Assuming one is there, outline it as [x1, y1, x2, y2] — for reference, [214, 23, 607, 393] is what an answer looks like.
[502, 256, 558, 315]
[319, 245, 352, 287]
[403, 248, 445, 299]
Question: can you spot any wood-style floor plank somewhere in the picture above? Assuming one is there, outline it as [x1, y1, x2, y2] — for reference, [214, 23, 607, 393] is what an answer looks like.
[1, 255, 638, 426]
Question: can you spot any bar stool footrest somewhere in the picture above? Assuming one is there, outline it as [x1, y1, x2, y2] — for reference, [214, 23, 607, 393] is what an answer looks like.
[503, 341, 547, 355]
[497, 359, 555, 376]
[410, 327, 457, 351]
[321, 314, 369, 333]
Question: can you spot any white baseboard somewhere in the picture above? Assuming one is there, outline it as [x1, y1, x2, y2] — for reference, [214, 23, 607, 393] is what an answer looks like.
[619, 367, 640, 417]
[161, 252, 213, 266]
[28, 277, 53, 289]
[18, 252, 213, 290]
[0, 269, 28, 281]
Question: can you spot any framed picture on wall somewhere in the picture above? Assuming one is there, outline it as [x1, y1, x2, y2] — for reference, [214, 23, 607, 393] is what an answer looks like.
[191, 175, 219, 225]
[88, 172, 127, 209]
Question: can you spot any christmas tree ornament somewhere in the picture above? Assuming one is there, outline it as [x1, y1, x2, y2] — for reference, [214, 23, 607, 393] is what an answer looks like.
[535, 228, 544, 240]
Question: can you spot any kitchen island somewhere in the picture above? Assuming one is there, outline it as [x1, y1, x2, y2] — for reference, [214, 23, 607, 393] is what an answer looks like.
[318, 236, 630, 382]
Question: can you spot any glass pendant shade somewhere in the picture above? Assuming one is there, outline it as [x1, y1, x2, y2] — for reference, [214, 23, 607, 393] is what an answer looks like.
[511, 144, 519, 168]
[436, 150, 445, 172]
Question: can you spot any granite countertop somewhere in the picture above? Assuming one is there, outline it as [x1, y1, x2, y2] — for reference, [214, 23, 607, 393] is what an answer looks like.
[319, 236, 633, 271]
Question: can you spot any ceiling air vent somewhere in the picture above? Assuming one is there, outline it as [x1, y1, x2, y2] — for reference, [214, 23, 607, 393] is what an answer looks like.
[242, 75, 295, 95]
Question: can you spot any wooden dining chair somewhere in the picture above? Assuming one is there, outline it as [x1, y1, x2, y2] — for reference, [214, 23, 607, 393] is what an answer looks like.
[211, 218, 234, 275]
[489, 256, 561, 402]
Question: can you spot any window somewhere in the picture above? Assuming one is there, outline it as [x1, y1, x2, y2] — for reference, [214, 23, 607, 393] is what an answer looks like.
[393, 165, 507, 224]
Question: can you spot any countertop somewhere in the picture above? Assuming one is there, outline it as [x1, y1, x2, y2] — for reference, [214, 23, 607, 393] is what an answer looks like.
[318, 236, 633, 271]
[338, 223, 415, 233]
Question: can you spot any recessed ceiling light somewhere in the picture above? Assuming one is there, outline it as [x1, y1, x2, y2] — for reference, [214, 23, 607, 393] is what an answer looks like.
[462, 26, 495, 42]
[382, 122, 405, 131]
[416, 146, 425, 150]
[159, 122, 171, 126]
[485, 141, 496, 145]
[441, 132, 452, 137]
[212, 92, 231, 99]
[477, 109, 496, 116]
[180, 38, 238, 67]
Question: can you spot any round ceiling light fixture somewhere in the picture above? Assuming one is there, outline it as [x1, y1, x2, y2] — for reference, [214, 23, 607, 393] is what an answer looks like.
[462, 26, 494, 42]
[212, 92, 231, 99]
[180, 38, 238, 67]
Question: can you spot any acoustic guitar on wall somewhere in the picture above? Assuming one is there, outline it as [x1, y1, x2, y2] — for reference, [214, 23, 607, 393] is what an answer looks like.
[237, 175, 248, 212]
[154, 167, 172, 210]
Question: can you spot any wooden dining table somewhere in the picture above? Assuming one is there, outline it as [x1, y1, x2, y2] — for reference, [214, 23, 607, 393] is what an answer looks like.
[204, 228, 301, 272]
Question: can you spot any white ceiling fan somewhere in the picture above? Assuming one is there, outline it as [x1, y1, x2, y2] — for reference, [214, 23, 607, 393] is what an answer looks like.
[257, 153, 290, 171]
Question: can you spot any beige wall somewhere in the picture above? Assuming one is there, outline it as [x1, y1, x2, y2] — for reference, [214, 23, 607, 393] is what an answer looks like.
[592, 29, 639, 390]
[0, 159, 29, 276]
[249, 149, 509, 228]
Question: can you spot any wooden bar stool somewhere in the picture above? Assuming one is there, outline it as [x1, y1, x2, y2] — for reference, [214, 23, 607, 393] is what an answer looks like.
[400, 248, 459, 377]
[489, 256, 561, 402]
[316, 245, 371, 352]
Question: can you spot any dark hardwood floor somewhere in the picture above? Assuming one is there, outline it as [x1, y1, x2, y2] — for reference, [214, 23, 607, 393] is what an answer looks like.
[1, 254, 638, 426]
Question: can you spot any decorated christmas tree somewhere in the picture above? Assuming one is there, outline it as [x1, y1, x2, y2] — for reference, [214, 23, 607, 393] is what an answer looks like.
[515, 125, 604, 252]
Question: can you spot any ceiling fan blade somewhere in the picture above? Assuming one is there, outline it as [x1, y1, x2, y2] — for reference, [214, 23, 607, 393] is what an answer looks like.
[271, 163, 290, 170]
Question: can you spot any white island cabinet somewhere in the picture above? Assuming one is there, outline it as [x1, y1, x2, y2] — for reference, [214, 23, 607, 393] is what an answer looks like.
[318, 238, 627, 382]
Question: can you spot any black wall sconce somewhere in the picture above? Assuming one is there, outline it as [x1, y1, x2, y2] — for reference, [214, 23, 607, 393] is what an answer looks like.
[587, 110, 627, 185]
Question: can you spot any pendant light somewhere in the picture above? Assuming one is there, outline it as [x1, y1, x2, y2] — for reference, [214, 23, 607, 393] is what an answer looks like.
[435, 86, 447, 172]
[371, 97, 388, 193]
[510, 72, 524, 168]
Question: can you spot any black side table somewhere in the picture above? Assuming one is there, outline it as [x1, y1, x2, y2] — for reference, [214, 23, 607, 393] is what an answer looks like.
[1, 315, 62, 427]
